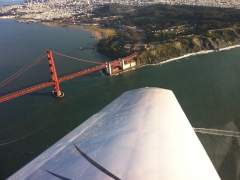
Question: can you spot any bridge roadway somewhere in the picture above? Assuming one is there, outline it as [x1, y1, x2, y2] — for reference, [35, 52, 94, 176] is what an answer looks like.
[0, 63, 107, 103]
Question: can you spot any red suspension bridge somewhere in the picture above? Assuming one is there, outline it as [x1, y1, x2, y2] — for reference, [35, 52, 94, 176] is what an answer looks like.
[0, 50, 137, 103]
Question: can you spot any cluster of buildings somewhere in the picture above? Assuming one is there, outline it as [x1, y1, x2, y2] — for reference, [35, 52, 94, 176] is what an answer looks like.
[26, 0, 240, 8]
[155, 0, 240, 8]
[1, 0, 240, 21]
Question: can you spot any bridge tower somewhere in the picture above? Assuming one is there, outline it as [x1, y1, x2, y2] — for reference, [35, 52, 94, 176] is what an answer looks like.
[47, 50, 64, 98]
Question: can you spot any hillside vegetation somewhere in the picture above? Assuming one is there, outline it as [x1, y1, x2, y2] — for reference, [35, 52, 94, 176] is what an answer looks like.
[92, 4, 240, 64]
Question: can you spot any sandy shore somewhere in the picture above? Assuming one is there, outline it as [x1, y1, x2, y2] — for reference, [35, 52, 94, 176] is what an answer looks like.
[0, 16, 15, 19]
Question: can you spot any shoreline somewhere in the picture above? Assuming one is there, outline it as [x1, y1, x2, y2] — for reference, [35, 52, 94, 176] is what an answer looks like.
[138, 44, 240, 68]
[1, 18, 240, 70]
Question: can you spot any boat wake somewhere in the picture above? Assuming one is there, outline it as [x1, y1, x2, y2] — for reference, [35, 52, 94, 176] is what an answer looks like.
[0, 130, 40, 147]
[194, 128, 240, 138]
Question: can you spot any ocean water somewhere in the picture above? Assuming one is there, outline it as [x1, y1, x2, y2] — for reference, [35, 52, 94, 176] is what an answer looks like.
[0, 0, 23, 6]
[0, 19, 240, 179]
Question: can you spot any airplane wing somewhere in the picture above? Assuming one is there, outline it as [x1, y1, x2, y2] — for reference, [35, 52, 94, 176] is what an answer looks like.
[8, 87, 221, 180]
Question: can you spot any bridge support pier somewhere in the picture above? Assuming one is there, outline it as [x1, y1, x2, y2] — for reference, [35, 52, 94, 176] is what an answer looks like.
[121, 59, 125, 70]
[47, 50, 64, 98]
[106, 62, 112, 76]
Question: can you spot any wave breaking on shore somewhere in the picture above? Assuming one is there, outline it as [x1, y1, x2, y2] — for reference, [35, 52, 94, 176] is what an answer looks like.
[141, 44, 240, 67]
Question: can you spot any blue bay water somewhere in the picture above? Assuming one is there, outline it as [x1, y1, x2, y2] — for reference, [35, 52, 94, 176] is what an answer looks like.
[0, 0, 23, 6]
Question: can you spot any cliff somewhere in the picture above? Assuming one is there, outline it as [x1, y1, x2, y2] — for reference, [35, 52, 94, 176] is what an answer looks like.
[94, 4, 240, 64]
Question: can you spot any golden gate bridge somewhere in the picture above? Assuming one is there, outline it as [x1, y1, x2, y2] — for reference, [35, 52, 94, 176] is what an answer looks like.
[0, 50, 137, 103]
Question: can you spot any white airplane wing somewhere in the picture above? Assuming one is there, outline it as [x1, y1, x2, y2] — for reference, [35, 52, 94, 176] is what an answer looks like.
[8, 87, 221, 180]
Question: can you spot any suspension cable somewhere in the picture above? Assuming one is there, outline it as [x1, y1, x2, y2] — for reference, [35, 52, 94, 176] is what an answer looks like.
[0, 57, 43, 88]
[53, 50, 104, 65]
[0, 53, 46, 89]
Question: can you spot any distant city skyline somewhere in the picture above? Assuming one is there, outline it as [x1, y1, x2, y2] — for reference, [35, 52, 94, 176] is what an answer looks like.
[1, 0, 240, 22]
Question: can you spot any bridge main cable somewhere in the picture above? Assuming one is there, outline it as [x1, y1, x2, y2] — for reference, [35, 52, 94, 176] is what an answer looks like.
[53, 51, 104, 65]
[0, 54, 46, 89]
